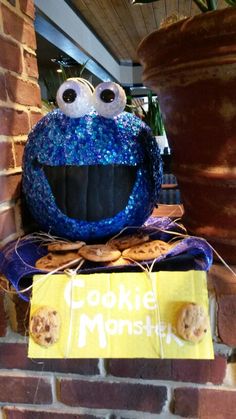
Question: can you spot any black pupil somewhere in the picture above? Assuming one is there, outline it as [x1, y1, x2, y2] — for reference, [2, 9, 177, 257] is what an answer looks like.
[100, 89, 115, 103]
[62, 89, 77, 103]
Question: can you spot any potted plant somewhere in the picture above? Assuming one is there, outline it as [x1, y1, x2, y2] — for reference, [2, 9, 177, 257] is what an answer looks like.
[136, 0, 236, 263]
[142, 91, 164, 135]
[132, 0, 236, 12]
[137, 91, 168, 153]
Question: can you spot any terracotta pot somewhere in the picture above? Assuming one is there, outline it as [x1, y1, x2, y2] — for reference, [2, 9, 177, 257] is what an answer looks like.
[138, 8, 236, 264]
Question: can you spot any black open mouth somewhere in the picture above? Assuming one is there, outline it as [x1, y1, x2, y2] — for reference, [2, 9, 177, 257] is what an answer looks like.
[43, 164, 137, 221]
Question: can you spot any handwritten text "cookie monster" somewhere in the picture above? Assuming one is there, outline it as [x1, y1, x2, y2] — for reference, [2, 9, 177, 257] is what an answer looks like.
[64, 278, 183, 348]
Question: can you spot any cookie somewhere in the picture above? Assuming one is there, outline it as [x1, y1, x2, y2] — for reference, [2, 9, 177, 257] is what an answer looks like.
[35, 252, 82, 271]
[105, 257, 132, 267]
[122, 240, 170, 261]
[30, 306, 61, 347]
[108, 232, 149, 251]
[79, 244, 121, 262]
[47, 241, 86, 252]
[176, 303, 208, 343]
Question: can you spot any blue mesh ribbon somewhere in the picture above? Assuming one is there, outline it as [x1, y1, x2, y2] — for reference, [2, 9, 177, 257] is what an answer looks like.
[0, 217, 213, 301]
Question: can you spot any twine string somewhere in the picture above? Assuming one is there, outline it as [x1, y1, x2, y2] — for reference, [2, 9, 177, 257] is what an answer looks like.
[147, 269, 164, 359]
[1, 221, 236, 297]
[64, 262, 85, 358]
[27, 260, 85, 364]
[0, 224, 235, 361]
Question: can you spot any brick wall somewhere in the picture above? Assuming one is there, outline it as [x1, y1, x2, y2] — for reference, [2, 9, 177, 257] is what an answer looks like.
[1, 0, 236, 418]
[0, 0, 41, 247]
[2, 271, 236, 415]
[1, 265, 236, 418]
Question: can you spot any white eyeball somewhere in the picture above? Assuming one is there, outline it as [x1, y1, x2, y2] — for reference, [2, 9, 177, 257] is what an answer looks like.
[56, 78, 92, 118]
[92, 82, 126, 118]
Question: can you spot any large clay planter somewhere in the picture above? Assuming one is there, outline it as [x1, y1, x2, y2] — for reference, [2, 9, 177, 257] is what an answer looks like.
[138, 8, 236, 264]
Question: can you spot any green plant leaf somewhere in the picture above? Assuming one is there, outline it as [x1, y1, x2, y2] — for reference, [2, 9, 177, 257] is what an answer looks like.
[224, 0, 236, 5]
[79, 59, 90, 76]
[59, 65, 68, 82]
[142, 91, 165, 136]
[130, 0, 214, 11]
[186, 0, 209, 11]
[206, 0, 217, 9]
[131, 0, 160, 3]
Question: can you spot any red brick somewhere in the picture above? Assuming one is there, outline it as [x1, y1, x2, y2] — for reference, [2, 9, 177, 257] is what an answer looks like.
[19, 0, 35, 19]
[109, 359, 172, 380]
[109, 356, 226, 384]
[0, 208, 16, 241]
[14, 141, 25, 167]
[0, 141, 14, 170]
[2, 4, 36, 49]
[218, 295, 236, 346]
[6, 73, 41, 107]
[22, 22, 36, 50]
[171, 356, 226, 384]
[174, 388, 236, 418]
[59, 379, 167, 413]
[6, 0, 16, 6]
[0, 174, 21, 203]
[0, 343, 99, 374]
[0, 34, 22, 73]
[0, 73, 7, 101]
[5, 291, 29, 335]
[174, 387, 199, 417]
[0, 375, 52, 404]
[23, 50, 38, 78]
[4, 407, 98, 419]
[208, 263, 236, 295]
[35, 358, 99, 375]
[0, 107, 29, 136]
[0, 293, 8, 337]
[30, 111, 42, 127]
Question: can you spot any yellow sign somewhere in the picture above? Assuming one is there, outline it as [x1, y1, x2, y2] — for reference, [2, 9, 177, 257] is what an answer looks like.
[28, 271, 214, 359]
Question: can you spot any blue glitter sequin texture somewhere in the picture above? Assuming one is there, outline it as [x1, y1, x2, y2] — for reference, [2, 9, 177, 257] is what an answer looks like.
[22, 109, 162, 241]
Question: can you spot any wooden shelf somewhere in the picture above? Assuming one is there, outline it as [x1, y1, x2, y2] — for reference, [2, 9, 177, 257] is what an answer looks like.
[152, 204, 184, 218]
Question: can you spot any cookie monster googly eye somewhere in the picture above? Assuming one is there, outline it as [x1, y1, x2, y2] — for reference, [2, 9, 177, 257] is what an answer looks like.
[56, 78, 93, 118]
[93, 82, 126, 118]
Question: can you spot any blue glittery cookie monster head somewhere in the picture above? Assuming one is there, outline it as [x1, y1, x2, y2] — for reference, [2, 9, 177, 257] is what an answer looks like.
[22, 79, 162, 241]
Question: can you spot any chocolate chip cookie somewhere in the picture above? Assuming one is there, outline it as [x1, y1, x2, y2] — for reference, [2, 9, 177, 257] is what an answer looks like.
[30, 306, 61, 347]
[176, 303, 208, 343]
[79, 244, 121, 262]
[122, 239, 170, 261]
[108, 232, 149, 251]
